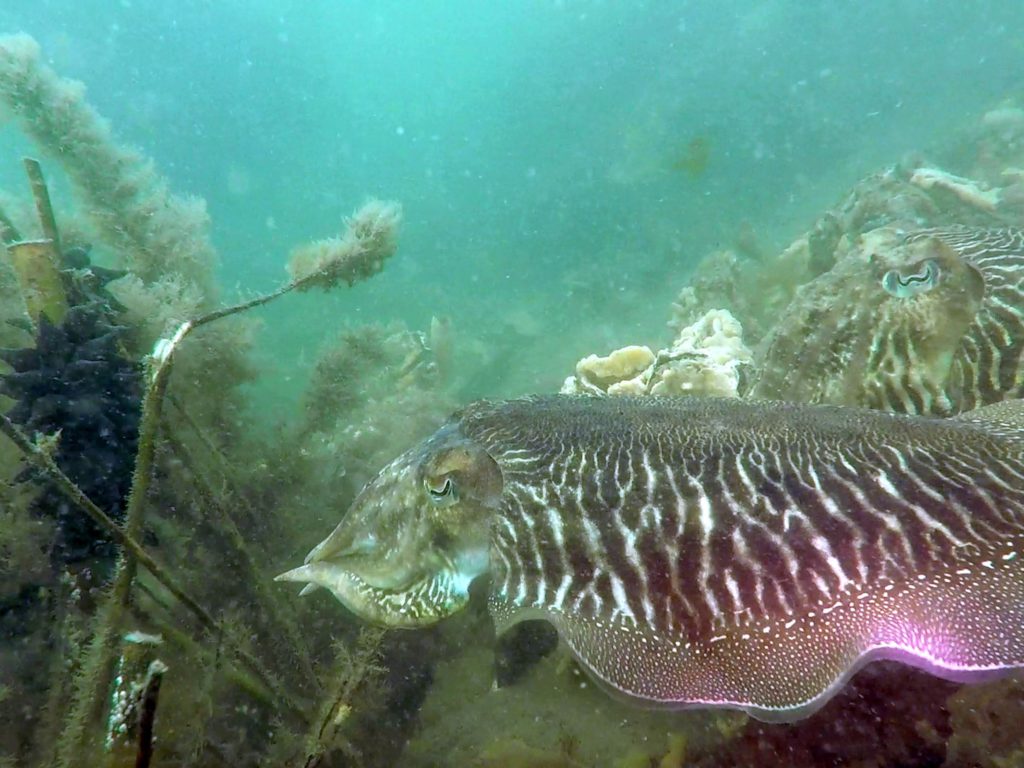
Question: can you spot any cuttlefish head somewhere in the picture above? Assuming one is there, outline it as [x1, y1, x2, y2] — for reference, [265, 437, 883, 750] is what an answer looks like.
[275, 424, 504, 628]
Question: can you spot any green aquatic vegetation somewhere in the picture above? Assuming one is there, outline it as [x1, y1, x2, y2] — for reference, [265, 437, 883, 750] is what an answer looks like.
[294, 322, 454, 504]
[0, 191, 406, 762]
[158, 420, 318, 685]
[0, 57, 409, 758]
[0, 34, 218, 291]
[0, 467, 51, 599]
[293, 628, 387, 768]
[57, 193, 403, 761]
[0, 32, 255, 465]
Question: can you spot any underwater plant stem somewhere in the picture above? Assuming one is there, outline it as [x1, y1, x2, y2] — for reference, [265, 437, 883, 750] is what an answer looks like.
[130, 586, 277, 711]
[140, 283, 298, 441]
[58, 352, 180, 766]
[298, 627, 386, 768]
[134, 660, 166, 768]
[0, 413, 302, 719]
[153, 225, 389, 357]
[0, 414, 139, 557]
[59, 280, 174, 765]
[0, 412, 185, 608]
[23, 157, 60, 253]
[36, 575, 77, 764]
[73, 212, 400, 739]
[168, 394, 250, 505]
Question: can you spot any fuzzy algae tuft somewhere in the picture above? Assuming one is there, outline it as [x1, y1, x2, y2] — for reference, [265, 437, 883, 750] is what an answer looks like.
[0, 33, 217, 291]
[288, 199, 403, 291]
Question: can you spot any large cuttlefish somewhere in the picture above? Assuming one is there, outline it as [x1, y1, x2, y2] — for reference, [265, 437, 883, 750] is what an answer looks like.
[277, 395, 1024, 722]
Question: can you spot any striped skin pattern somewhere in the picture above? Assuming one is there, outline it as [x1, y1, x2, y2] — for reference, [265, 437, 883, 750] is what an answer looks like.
[459, 396, 1024, 721]
[753, 227, 1024, 416]
[912, 227, 1024, 411]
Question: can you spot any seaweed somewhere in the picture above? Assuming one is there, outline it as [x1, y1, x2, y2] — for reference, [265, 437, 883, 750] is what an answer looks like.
[0, 34, 218, 291]
[0, 34, 415, 765]
[0, 189, 406, 764]
[293, 628, 387, 768]
[293, 321, 454, 504]
[0, 32, 253, 446]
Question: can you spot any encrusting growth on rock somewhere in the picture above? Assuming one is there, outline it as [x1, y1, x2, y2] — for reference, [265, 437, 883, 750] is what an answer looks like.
[561, 309, 752, 398]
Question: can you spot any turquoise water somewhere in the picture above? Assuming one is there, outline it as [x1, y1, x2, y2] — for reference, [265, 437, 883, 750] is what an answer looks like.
[3, 2, 1022, 400]
[2, 3, 1024, 767]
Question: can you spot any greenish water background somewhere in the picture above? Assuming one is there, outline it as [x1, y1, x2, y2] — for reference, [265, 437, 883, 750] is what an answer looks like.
[1, 0, 1022, 405]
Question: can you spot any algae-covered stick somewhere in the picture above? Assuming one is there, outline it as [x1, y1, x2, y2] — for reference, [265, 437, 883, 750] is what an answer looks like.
[6, 239, 68, 325]
[4, 156, 70, 326]
[23, 157, 60, 254]
[134, 659, 167, 768]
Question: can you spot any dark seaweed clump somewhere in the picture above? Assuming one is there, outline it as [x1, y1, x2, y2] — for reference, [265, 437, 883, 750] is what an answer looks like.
[0, 248, 141, 567]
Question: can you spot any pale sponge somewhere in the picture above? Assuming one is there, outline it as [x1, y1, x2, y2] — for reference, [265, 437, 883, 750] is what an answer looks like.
[650, 308, 753, 397]
[561, 309, 752, 398]
[562, 345, 656, 396]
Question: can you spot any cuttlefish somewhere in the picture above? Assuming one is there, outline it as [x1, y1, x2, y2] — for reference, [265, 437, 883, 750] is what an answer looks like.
[277, 395, 1024, 722]
[754, 226, 1024, 415]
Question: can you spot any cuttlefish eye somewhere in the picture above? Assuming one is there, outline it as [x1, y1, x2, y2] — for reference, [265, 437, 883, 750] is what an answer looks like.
[426, 476, 458, 505]
[881, 258, 942, 298]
